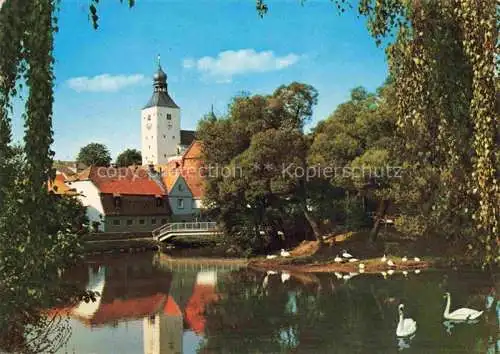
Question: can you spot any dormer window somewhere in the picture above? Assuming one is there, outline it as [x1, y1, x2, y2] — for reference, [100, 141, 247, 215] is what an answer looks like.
[147, 115, 151, 121]
[167, 114, 172, 120]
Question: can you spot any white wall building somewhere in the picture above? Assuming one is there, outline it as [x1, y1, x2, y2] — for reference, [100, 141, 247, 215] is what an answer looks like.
[67, 179, 105, 232]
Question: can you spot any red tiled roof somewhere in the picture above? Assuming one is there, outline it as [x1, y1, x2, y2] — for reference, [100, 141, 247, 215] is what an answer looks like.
[182, 168, 204, 199]
[182, 141, 202, 161]
[76, 166, 165, 196]
[48, 173, 78, 195]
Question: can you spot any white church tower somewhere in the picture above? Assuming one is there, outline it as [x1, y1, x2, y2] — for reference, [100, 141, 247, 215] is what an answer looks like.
[141, 56, 181, 165]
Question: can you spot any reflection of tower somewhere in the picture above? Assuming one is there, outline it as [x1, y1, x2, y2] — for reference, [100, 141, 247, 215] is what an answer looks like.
[72, 266, 106, 318]
[143, 296, 183, 354]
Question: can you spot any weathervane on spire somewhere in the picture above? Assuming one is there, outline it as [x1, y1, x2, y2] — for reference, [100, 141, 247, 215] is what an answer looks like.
[157, 54, 161, 68]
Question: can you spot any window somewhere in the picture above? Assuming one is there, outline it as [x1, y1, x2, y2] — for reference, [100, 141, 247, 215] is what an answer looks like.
[167, 113, 172, 120]
[139, 219, 145, 225]
[127, 219, 133, 226]
[163, 134, 166, 138]
[147, 115, 151, 121]
[172, 136, 175, 140]
[113, 219, 120, 226]
[156, 197, 163, 207]
[164, 154, 167, 158]
[151, 218, 157, 225]
[149, 145, 151, 150]
[149, 315, 155, 325]
[177, 198, 184, 209]
[114, 196, 121, 208]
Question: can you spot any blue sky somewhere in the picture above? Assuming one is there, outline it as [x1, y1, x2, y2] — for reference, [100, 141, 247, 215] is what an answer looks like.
[11, 0, 388, 160]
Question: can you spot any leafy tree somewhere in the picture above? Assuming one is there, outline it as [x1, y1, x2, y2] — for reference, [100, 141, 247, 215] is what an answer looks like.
[309, 85, 396, 241]
[197, 83, 326, 252]
[258, 0, 498, 264]
[76, 142, 111, 167]
[116, 148, 142, 167]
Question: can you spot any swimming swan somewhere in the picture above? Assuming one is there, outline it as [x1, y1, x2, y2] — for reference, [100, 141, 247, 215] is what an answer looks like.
[396, 304, 417, 337]
[443, 292, 483, 321]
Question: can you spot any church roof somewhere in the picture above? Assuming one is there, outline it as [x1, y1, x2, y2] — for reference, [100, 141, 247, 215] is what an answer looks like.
[143, 91, 179, 109]
[180, 130, 196, 146]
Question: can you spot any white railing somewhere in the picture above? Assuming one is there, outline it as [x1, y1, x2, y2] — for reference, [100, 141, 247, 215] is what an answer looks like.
[152, 221, 218, 238]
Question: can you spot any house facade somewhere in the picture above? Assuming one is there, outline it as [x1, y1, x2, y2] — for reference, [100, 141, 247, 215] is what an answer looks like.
[162, 172, 198, 222]
[67, 166, 171, 232]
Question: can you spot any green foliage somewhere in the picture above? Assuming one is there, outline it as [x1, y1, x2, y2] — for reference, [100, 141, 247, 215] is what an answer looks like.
[344, 197, 372, 230]
[116, 148, 142, 167]
[197, 83, 323, 252]
[76, 142, 111, 167]
[257, 0, 498, 264]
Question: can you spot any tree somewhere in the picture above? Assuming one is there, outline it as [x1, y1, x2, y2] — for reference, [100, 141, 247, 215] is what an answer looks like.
[76, 143, 111, 167]
[197, 83, 324, 253]
[116, 148, 141, 167]
[258, 0, 498, 265]
[309, 85, 396, 242]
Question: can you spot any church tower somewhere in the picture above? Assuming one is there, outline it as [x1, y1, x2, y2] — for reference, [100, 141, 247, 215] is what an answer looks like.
[141, 56, 181, 165]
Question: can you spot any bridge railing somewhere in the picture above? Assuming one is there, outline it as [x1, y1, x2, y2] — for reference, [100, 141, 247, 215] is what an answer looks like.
[152, 221, 218, 238]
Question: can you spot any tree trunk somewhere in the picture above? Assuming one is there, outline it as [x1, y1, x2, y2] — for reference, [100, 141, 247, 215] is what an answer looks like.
[369, 199, 390, 243]
[304, 209, 324, 247]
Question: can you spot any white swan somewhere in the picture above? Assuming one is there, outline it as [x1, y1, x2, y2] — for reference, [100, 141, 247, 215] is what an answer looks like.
[402, 256, 408, 262]
[381, 254, 387, 263]
[266, 254, 277, 259]
[414, 269, 421, 274]
[358, 263, 365, 269]
[396, 304, 417, 337]
[280, 249, 290, 257]
[413, 257, 421, 262]
[262, 270, 277, 289]
[381, 271, 388, 279]
[342, 250, 353, 259]
[387, 269, 395, 275]
[349, 258, 359, 263]
[334, 272, 343, 279]
[387, 259, 395, 267]
[334, 255, 343, 263]
[443, 292, 483, 321]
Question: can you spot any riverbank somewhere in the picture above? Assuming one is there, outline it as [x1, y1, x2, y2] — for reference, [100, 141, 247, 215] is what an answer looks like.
[247, 229, 492, 274]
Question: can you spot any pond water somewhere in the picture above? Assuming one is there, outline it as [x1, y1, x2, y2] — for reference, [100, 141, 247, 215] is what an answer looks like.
[16, 253, 500, 353]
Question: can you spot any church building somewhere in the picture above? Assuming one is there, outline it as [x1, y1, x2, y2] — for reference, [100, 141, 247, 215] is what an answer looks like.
[141, 57, 195, 165]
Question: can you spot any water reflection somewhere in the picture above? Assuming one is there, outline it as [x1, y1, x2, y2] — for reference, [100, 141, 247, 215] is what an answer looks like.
[5, 252, 496, 354]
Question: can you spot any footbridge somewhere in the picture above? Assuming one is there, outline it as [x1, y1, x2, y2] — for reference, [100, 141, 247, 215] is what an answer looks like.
[152, 221, 222, 242]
